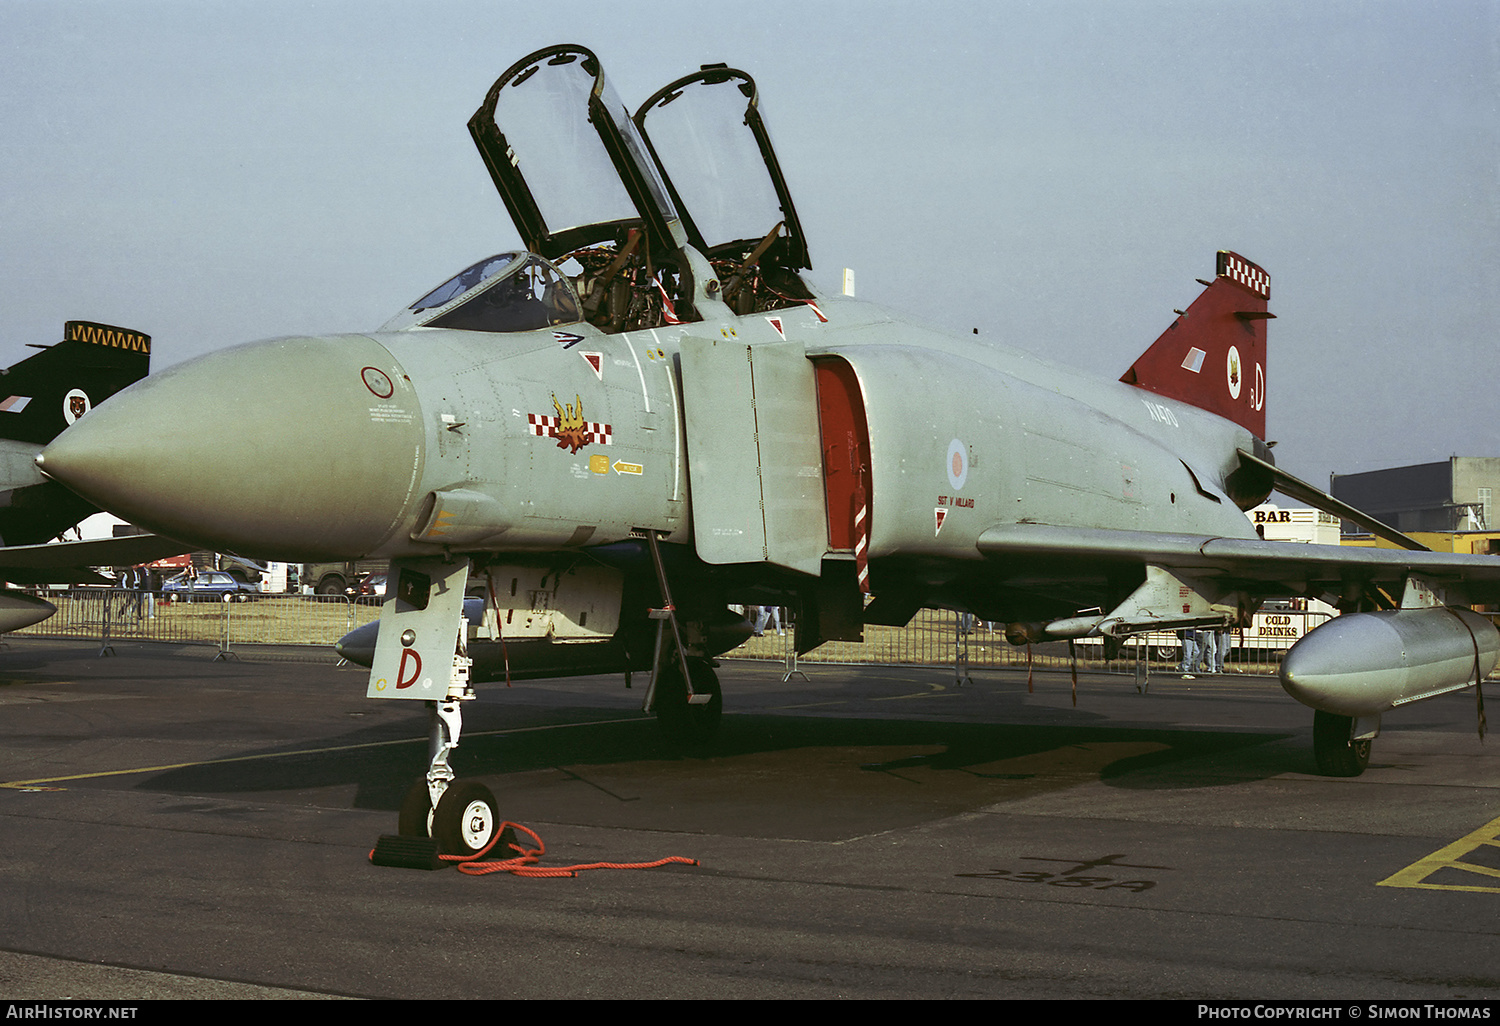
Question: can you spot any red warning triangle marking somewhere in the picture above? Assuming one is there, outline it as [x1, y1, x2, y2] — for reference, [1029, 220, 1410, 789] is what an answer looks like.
[581, 352, 603, 380]
[766, 316, 785, 340]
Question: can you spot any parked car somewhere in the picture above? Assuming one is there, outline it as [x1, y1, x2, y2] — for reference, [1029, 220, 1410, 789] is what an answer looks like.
[161, 570, 257, 602]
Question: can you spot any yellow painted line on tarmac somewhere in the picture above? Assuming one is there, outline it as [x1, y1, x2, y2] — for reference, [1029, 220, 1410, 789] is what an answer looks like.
[871, 683, 954, 701]
[1377, 814, 1500, 893]
[0, 715, 652, 790]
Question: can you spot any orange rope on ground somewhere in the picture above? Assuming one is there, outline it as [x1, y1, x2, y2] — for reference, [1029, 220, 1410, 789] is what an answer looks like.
[440, 821, 699, 878]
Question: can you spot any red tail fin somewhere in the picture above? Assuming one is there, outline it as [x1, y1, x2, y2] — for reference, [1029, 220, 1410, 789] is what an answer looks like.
[1120, 251, 1270, 439]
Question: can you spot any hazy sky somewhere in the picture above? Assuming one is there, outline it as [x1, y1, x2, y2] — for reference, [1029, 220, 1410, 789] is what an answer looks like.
[2, 0, 1495, 489]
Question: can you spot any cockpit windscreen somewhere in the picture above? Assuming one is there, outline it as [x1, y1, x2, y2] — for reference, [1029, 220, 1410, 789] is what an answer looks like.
[383, 252, 582, 333]
[408, 254, 518, 313]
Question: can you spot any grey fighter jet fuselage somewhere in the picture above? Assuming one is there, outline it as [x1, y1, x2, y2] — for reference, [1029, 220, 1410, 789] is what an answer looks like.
[32, 45, 1500, 855]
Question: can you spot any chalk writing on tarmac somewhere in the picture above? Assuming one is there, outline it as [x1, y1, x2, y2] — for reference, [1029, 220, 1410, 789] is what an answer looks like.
[956, 852, 1170, 892]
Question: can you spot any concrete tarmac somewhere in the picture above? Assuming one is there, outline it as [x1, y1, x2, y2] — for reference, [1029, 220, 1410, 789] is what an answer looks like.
[0, 638, 1497, 1000]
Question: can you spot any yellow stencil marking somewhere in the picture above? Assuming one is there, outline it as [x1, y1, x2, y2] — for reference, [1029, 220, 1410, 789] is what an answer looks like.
[1378, 814, 1500, 893]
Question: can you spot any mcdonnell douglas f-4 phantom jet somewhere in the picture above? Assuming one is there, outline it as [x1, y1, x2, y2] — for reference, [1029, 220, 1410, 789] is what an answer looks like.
[34, 45, 1500, 856]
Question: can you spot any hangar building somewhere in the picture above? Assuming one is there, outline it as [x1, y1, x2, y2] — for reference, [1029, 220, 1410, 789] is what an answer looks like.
[1329, 457, 1500, 536]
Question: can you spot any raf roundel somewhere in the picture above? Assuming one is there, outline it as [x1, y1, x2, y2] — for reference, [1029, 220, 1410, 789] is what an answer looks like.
[947, 438, 969, 491]
[362, 367, 396, 399]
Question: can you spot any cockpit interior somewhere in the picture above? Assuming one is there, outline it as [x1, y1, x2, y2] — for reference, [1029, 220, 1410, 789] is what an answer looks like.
[384, 45, 817, 336]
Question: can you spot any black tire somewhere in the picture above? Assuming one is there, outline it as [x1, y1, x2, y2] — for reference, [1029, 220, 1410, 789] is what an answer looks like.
[1312, 710, 1371, 777]
[432, 780, 500, 857]
[315, 578, 345, 596]
[398, 781, 434, 837]
[654, 657, 723, 746]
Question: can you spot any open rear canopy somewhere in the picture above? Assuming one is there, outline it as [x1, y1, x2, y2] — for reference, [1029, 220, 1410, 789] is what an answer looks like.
[634, 65, 809, 271]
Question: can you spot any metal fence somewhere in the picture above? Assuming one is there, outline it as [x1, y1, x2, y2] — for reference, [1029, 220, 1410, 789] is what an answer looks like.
[13, 589, 1332, 681]
[15, 589, 380, 657]
[725, 609, 1339, 681]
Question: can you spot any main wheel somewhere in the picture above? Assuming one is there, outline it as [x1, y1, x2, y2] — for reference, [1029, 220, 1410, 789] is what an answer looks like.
[398, 781, 434, 837]
[654, 657, 722, 746]
[1312, 710, 1371, 777]
[432, 780, 500, 856]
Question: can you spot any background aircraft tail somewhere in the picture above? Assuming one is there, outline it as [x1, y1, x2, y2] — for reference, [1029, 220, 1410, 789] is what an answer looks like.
[0, 321, 151, 446]
[1120, 251, 1270, 439]
[0, 321, 151, 545]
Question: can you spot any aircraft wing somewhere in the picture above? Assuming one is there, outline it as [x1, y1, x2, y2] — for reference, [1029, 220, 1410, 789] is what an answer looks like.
[0, 533, 191, 585]
[976, 523, 1500, 607]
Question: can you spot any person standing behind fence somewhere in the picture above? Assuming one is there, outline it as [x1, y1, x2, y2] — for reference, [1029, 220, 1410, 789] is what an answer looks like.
[1198, 629, 1217, 676]
[1178, 628, 1200, 679]
[1214, 628, 1231, 673]
[132, 565, 148, 620]
[764, 605, 783, 635]
[115, 569, 132, 618]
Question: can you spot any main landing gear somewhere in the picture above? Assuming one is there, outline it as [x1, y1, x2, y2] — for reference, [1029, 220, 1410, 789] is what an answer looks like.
[640, 530, 723, 747]
[654, 657, 722, 745]
[1311, 710, 1373, 777]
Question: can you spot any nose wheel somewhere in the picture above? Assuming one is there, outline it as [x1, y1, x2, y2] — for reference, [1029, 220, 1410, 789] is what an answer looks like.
[393, 684, 501, 858]
[434, 781, 500, 856]
[398, 781, 436, 838]
[398, 778, 500, 857]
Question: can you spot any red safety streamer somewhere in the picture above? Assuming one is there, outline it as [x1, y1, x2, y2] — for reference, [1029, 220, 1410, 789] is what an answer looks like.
[441, 821, 698, 878]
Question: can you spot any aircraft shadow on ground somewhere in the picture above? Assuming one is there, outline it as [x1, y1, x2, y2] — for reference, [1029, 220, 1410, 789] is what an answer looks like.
[137, 700, 1298, 816]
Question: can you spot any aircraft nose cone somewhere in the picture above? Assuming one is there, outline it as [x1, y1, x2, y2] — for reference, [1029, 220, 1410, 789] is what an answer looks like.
[38, 335, 425, 560]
